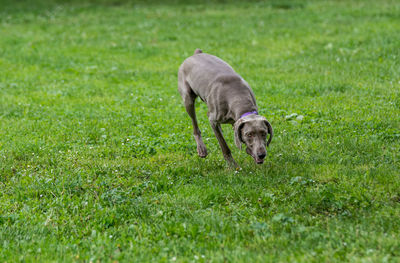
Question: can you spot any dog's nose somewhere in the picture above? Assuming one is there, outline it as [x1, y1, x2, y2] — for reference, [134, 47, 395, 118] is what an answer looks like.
[258, 153, 266, 159]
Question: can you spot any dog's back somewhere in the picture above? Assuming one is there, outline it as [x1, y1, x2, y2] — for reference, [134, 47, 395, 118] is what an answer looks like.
[180, 50, 245, 101]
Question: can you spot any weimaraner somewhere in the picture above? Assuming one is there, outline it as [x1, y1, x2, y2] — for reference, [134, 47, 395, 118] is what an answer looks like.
[178, 49, 273, 167]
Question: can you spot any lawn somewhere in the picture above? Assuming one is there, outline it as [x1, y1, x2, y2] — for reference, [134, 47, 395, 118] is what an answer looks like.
[0, 0, 400, 262]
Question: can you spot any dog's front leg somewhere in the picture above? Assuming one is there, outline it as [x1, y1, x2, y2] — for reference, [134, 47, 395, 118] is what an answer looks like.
[210, 121, 237, 168]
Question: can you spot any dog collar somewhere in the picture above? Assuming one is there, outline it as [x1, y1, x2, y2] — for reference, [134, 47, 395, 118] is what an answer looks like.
[240, 111, 258, 118]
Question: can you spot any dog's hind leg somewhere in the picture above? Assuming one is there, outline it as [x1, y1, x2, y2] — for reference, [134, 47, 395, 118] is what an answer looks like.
[178, 73, 208, 158]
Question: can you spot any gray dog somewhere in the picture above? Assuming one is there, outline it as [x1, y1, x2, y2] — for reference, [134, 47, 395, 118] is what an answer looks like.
[178, 49, 273, 167]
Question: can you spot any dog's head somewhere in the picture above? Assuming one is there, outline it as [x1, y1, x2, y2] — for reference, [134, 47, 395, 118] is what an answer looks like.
[234, 114, 273, 164]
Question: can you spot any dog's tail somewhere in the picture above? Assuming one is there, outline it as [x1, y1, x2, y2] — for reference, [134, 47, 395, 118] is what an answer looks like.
[194, 49, 203, 55]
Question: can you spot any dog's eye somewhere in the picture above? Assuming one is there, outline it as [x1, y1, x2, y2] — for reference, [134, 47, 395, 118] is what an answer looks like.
[246, 133, 253, 138]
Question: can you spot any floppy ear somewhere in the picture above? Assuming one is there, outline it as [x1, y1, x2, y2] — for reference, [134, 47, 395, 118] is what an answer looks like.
[264, 119, 273, 147]
[234, 118, 246, 150]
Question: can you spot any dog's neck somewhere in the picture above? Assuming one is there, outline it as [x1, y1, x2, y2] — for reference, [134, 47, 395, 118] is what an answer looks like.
[228, 91, 258, 122]
[240, 111, 258, 118]
[232, 106, 258, 122]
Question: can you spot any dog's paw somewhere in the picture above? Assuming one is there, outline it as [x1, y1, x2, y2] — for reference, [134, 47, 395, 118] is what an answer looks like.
[224, 155, 238, 169]
[197, 144, 208, 158]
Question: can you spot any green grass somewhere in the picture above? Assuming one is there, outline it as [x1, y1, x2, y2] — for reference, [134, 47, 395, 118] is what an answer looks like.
[1, 0, 400, 261]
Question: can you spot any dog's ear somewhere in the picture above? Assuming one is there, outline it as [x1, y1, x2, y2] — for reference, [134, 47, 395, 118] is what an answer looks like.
[234, 118, 247, 150]
[263, 119, 273, 147]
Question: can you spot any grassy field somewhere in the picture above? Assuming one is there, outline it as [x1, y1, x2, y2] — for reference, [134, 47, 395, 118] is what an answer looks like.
[1, 0, 400, 261]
